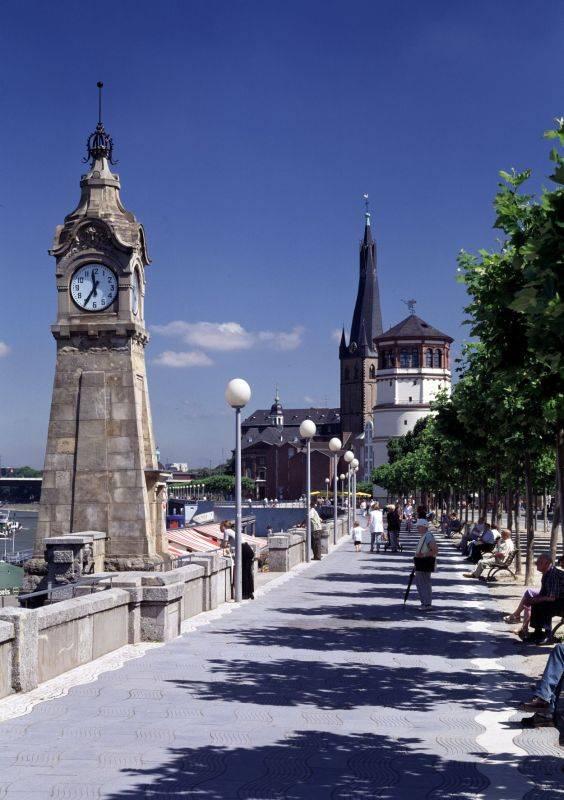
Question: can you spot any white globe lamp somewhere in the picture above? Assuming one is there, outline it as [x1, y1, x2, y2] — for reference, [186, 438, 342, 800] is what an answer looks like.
[329, 437, 342, 453]
[225, 378, 252, 409]
[299, 419, 317, 439]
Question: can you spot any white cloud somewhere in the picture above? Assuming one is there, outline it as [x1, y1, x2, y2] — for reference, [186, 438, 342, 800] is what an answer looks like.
[331, 328, 348, 343]
[153, 321, 304, 353]
[0, 342, 9, 357]
[153, 350, 214, 368]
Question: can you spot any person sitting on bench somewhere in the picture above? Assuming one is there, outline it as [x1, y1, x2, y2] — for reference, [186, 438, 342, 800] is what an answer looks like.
[467, 522, 498, 563]
[519, 553, 564, 644]
[463, 529, 513, 579]
[519, 642, 564, 727]
[457, 516, 485, 554]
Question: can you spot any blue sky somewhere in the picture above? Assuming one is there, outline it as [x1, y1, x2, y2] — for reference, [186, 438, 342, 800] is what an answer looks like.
[0, 1, 561, 468]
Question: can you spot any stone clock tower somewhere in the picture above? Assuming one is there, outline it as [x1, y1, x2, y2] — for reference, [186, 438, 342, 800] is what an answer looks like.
[32, 87, 167, 572]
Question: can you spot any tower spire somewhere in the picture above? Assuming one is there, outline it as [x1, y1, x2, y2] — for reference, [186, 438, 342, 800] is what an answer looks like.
[84, 81, 117, 166]
[347, 197, 383, 354]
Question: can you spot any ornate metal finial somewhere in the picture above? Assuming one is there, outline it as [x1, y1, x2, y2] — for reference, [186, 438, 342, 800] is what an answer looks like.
[363, 193, 370, 225]
[402, 298, 417, 315]
[83, 81, 117, 165]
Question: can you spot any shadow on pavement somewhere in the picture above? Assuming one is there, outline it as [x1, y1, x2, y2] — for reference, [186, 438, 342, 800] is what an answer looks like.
[103, 730, 564, 800]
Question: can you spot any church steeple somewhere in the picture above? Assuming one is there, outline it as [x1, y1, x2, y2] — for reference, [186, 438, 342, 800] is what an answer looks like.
[339, 197, 382, 435]
[348, 199, 383, 356]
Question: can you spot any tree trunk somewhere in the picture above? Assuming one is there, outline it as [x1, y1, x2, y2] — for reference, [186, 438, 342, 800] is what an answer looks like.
[524, 456, 535, 585]
[549, 501, 560, 563]
[506, 489, 513, 531]
[543, 490, 548, 534]
[515, 490, 522, 576]
[556, 429, 564, 552]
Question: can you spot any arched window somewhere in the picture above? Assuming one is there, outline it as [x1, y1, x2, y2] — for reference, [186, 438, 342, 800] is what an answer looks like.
[344, 367, 350, 381]
[369, 364, 376, 379]
[411, 349, 420, 368]
[433, 349, 442, 368]
[425, 348, 433, 367]
[399, 349, 409, 368]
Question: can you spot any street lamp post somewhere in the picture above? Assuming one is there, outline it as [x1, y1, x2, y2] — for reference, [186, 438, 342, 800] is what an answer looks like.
[324, 477, 330, 499]
[225, 378, 252, 602]
[351, 458, 359, 524]
[344, 451, 354, 531]
[299, 419, 317, 562]
[329, 438, 342, 544]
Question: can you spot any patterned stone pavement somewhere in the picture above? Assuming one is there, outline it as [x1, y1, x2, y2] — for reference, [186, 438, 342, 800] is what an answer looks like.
[0, 530, 562, 799]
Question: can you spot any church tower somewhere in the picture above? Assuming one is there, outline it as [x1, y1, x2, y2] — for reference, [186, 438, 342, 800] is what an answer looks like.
[339, 204, 383, 435]
[33, 85, 167, 571]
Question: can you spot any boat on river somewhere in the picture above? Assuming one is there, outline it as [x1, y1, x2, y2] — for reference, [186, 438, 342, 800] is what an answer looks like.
[0, 510, 22, 537]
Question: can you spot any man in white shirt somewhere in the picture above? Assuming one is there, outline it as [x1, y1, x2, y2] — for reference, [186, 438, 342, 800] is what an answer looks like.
[464, 529, 514, 579]
[368, 502, 384, 552]
[404, 502, 414, 532]
[309, 500, 323, 560]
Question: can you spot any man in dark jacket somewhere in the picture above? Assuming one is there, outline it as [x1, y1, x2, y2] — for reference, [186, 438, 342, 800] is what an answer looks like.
[386, 505, 402, 552]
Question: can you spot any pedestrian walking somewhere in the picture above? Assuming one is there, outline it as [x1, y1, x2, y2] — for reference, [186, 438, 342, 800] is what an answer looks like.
[404, 500, 414, 533]
[351, 519, 363, 552]
[309, 499, 323, 560]
[386, 504, 402, 552]
[368, 502, 384, 552]
[413, 517, 438, 610]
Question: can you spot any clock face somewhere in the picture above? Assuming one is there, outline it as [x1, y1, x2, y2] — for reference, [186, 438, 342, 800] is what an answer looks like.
[70, 264, 118, 312]
[131, 271, 140, 316]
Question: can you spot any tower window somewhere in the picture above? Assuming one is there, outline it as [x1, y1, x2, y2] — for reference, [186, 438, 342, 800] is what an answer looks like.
[404, 420, 408, 426]
[412, 380, 417, 386]
[369, 364, 376, 379]
[389, 381, 392, 387]
[409, 396, 412, 402]
[411, 349, 420, 368]
[425, 348, 433, 367]
[399, 349, 409, 368]
[433, 349, 442, 368]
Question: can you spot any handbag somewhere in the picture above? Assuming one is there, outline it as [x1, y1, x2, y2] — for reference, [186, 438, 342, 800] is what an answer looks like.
[413, 556, 436, 572]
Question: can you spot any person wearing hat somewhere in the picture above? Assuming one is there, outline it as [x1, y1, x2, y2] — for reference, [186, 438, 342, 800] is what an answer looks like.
[413, 514, 438, 610]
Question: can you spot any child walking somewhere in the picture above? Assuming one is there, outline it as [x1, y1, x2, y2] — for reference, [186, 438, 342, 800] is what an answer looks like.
[352, 520, 363, 552]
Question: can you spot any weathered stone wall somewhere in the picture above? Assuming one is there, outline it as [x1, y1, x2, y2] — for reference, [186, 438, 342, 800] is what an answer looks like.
[0, 553, 233, 697]
[0, 621, 14, 699]
[267, 517, 348, 572]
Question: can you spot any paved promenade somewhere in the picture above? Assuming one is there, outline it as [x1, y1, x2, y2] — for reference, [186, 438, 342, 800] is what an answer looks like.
[0, 532, 562, 799]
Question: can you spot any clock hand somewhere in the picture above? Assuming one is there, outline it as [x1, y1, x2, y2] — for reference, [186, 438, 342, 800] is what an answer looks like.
[84, 272, 98, 306]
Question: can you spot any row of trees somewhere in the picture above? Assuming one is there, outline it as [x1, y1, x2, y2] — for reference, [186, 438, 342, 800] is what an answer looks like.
[373, 121, 563, 583]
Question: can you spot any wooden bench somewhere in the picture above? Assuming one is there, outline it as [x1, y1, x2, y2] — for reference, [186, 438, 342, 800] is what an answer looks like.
[485, 550, 517, 581]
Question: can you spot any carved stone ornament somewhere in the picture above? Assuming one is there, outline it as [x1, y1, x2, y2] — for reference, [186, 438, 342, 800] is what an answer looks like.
[69, 223, 113, 255]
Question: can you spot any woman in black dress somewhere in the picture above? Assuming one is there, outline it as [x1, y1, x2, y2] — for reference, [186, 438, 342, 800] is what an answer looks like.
[241, 542, 255, 600]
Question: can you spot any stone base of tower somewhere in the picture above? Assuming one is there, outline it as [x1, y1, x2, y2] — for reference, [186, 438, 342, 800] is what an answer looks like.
[32, 335, 168, 568]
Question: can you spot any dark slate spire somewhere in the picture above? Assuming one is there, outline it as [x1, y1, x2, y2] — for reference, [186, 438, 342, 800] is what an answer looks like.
[348, 203, 383, 355]
[339, 326, 347, 357]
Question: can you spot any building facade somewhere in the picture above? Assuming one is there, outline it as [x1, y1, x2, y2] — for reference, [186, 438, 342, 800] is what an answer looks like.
[366, 313, 453, 479]
[241, 392, 344, 500]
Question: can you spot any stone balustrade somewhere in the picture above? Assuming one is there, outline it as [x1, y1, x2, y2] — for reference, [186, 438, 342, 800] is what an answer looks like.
[267, 516, 348, 572]
[0, 553, 231, 700]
